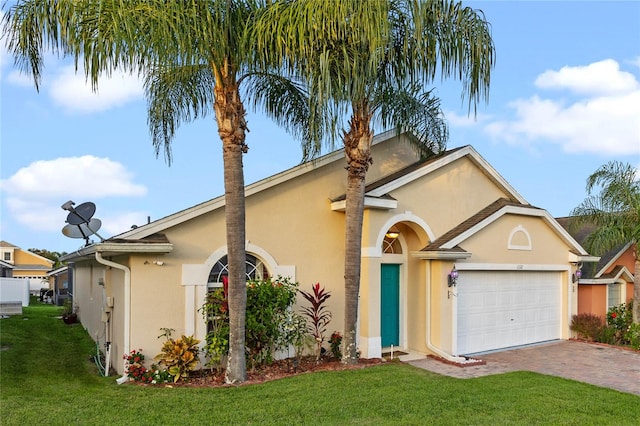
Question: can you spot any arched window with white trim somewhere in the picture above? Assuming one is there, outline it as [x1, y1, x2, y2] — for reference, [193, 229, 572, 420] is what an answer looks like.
[207, 253, 270, 289]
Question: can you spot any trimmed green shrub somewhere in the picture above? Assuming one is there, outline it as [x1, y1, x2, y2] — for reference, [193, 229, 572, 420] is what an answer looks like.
[625, 323, 640, 350]
[245, 277, 298, 369]
[201, 276, 300, 371]
[606, 302, 633, 345]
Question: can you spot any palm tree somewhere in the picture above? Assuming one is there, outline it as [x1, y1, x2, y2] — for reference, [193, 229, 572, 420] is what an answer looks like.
[252, 0, 494, 363]
[2, 0, 322, 383]
[571, 161, 640, 323]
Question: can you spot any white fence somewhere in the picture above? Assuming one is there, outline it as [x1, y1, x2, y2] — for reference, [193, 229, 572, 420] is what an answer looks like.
[0, 277, 30, 307]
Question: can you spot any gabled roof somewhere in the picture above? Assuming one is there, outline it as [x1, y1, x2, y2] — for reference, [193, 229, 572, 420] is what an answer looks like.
[105, 133, 538, 246]
[365, 145, 527, 203]
[579, 264, 634, 285]
[412, 198, 589, 260]
[330, 145, 527, 211]
[556, 217, 634, 280]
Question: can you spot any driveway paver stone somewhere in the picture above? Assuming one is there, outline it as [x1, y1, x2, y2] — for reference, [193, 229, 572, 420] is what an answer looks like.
[406, 340, 640, 396]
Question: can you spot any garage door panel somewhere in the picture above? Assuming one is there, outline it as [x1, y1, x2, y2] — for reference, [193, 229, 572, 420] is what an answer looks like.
[457, 271, 561, 355]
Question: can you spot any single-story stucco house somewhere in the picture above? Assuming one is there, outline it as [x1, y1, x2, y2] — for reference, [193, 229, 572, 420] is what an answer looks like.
[62, 131, 594, 375]
[556, 218, 635, 319]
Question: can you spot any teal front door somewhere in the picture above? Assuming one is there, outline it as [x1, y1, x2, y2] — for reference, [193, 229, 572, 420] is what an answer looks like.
[381, 264, 400, 347]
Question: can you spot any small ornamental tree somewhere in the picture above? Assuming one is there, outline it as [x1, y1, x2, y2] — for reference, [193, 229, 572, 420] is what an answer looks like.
[299, 283, 332, 361]
[201, 276, 300, 371]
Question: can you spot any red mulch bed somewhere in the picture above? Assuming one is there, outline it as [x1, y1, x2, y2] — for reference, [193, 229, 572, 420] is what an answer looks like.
[131, 356, 385, 388]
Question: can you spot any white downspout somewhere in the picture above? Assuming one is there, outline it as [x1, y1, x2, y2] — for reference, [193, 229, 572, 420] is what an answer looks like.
[425, 260, 467, 363]
[95, 252, 130, 384]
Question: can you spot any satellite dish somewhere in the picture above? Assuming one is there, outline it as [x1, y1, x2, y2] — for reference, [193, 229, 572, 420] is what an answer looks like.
[60, 200, 105, 245]
[62, 218, 102, 239]
[66, 202, 96, 225]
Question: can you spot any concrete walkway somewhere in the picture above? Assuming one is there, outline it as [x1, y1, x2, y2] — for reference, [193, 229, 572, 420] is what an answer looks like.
[406, 340, 640, 396]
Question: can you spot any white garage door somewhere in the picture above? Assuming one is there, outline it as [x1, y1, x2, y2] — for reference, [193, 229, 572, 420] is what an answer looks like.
[457, 271, 561, 355]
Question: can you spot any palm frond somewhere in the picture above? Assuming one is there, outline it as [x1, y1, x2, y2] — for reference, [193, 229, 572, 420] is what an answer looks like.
[145, 64, 216, 165]
[240, 71, 337, 161]
[375, 84, 448, 158]
[412, 0, 495, 113]
[571, 161, 640, 256]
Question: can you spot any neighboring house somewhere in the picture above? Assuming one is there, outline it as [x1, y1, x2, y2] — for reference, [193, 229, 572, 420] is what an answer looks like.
[62, 131, 591, 375]
[0, 241, 53, 294]
[47, 266, 72, 306]
[0, 259, 14, 277]
[556, 218, 635, 319]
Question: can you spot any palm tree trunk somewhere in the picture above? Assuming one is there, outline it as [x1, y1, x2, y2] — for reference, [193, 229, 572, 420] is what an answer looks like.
[633, 256, 640, 324]
[214, 73, 248, 384]
[342, 112, 373, 365]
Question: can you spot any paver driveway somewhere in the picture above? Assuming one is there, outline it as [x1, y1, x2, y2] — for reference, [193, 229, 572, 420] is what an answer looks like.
[407, 340, 640, 396]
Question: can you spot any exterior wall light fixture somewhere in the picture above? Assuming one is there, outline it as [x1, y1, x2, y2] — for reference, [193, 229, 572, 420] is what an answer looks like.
[448, 266, 459, 287]
[572, 267, 582, 283]
[385, 226, 400, 239]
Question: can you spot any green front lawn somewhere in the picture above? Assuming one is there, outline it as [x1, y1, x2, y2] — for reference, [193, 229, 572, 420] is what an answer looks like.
[1, 301, 638, 425]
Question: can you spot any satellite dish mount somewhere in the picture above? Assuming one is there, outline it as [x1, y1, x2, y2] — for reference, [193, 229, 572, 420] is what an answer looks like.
[61, 200, 105, 246]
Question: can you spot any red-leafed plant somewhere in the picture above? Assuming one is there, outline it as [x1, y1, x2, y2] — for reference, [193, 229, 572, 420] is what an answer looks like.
[299, 283, 331, 361]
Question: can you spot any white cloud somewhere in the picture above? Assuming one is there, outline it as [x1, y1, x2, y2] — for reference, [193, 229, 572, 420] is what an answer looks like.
[535, 59, 638, 96]
[0, 156, 147, 233]
[486, 59, 640, 156]
[102, 211, 151, 236]
[48, 65, 143, 114]
[444, 110, 492, 128]
[627, 56, 640, 70]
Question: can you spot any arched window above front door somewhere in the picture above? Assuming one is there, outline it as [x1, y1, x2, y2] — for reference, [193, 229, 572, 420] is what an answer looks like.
[207, 254, 269, 288]
[382, 235, 403, 254]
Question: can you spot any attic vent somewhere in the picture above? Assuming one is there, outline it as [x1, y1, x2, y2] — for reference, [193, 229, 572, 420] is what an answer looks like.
[507, 225, 532, 251]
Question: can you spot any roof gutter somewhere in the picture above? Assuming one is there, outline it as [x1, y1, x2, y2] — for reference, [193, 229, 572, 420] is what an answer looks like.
[94, 252, 131, 385]
[61, 242, 173, 262]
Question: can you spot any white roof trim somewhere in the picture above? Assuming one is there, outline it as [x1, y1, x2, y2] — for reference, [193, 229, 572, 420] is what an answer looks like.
[440, 205, 589, 255]
[366, 145, 528, 204]
[594, 241, 634, 278]
[47, 266, 68, 276]
[580, 266, 634, 284]
[410, 250, 472, 260]
[330, 196, 397, 212]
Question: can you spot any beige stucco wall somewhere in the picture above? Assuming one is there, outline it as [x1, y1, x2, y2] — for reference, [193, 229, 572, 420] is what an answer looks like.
[390, 158, 507, 237]
[460, 214, 570, 265]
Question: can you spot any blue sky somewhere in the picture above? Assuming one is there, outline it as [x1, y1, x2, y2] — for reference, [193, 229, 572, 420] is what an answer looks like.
[1, 1, 639, 254]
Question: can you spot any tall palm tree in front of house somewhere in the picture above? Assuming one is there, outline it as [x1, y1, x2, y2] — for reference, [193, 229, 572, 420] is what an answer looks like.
[2, 0, 323, 383]
[571, 161, 640, 323]
[252, 0, 495, 363]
